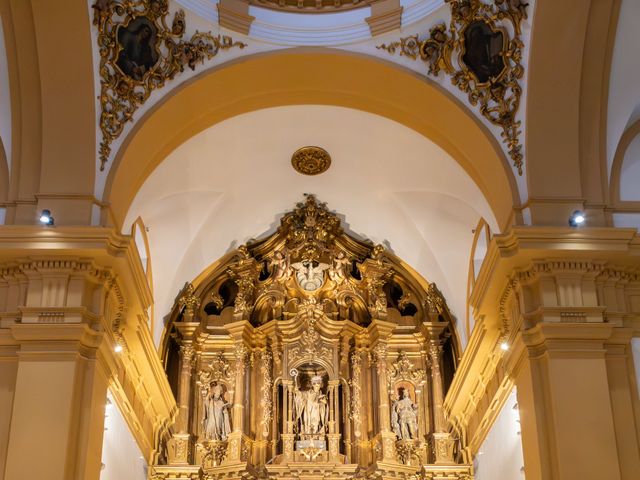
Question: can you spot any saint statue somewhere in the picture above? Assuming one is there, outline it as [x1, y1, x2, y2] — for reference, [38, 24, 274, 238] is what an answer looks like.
[391, 389, 419, 440]
[291, 370, 328, 435]
[202, 383, 232, 441]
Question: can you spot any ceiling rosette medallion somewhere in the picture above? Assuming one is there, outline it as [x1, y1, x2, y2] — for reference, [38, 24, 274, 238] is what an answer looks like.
[92, 0, 246, 170]
[377, 0, 528, 174]
[291, 146, 332, 176]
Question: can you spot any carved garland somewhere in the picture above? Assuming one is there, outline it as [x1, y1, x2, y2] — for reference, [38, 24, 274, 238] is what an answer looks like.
[92, 0, 246, 170]
[377, 0, 529, 174]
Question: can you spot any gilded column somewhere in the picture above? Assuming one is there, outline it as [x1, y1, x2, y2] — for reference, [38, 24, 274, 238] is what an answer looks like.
[225, 341, 248, 464]
[167, 343, 195, 465]
[349, 349, 364, 464]
[429, 340, 455, 464]
[373, 342, 396, 462]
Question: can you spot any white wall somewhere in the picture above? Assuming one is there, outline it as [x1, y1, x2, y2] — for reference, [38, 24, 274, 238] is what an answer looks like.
[474, 388, 525, 480]
[101, 391, 147, 480]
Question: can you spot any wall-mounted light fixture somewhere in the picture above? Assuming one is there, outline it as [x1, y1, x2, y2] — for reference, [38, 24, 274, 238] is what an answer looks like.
[568, 210, 585, 227]
[39, 209, 54, 225]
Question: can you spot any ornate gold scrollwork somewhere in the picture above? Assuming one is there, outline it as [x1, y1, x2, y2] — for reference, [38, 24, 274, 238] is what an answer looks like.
[387, 351, 427, 386]
[178, 283, 200, 317]
[377, 0, 529, 174]
[92, 0, 246, 170]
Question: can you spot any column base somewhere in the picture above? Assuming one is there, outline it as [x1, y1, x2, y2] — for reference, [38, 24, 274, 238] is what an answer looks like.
[431, 432, 456, 464]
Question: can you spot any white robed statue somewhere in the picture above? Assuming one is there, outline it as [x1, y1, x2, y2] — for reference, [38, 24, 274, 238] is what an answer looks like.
[291, 369, 328, 435]
[202, 383, 232, 441]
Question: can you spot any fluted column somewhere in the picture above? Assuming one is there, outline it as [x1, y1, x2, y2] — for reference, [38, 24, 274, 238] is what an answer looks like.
[373, 342, 397, 462]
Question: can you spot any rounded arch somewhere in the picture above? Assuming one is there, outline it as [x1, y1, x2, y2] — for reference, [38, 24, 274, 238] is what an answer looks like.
[610, 118, 640, 208]
[103, 49, 519, 231]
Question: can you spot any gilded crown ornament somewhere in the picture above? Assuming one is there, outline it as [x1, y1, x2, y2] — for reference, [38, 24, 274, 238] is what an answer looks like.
[291, 146, 332, 176]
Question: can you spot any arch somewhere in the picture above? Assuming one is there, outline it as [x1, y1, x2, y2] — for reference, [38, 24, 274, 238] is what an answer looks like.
[610, 118, 640, 209]
[103, 49, 519, 231]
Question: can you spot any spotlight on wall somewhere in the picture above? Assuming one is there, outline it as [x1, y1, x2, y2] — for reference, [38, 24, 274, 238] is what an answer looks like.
[500, 341, 510, 351]
[114, 344, 123, 353]
[568, 210, 585, 227]
[39, 209, 54, 225]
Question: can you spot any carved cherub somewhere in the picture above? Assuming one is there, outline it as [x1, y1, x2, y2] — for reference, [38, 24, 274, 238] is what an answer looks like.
[270, 250, 291, 282]
[328, 251, 349, 285]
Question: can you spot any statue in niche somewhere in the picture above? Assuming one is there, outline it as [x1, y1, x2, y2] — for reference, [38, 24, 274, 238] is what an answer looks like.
[391, 388, 419, 440]
[202, 383, 232, 441]
[291, 369, 327, 435]
[116, 16, 160, 81]
[291, 261, 329, 292]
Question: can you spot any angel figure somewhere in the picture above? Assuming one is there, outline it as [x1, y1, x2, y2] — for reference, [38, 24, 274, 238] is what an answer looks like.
[270, 250, 291, 282]
[328, 251, 350, 285]
[291, 261, 329, 292]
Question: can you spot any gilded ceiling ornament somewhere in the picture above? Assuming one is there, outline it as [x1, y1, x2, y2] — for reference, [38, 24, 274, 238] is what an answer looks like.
[291, 146, 332, 176]
[92, 0, 246, 170]
[377, 0, 529, 174]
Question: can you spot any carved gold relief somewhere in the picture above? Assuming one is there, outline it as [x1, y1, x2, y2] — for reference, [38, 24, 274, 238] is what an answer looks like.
[159, 196, 469, 478]
[291, 146, 332, 176]
[378, 0, 529, 174]
[178, 283, 200, 317]
[92, 0, 246, 170]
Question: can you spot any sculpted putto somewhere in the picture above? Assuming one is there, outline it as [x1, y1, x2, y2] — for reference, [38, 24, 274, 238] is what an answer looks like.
[202, 383, 232, 441]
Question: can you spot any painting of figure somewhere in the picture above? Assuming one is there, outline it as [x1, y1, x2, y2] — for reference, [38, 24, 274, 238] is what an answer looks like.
[116, 16, 160, 81]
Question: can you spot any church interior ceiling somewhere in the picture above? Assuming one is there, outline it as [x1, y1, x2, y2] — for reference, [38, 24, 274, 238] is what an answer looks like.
[92, 0, 245, 170]
[153, 196, 472, 479]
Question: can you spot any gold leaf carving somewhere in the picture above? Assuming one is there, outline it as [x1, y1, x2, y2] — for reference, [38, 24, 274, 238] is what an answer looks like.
[92, 0, 246, 170]
[378, 0, 528, 174]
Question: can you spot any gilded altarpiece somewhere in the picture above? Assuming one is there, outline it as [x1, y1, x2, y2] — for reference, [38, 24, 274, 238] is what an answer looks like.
[152, 196, 472, 480]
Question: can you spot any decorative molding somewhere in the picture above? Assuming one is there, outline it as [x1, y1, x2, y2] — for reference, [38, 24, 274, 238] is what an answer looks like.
[378, 0, 529, 174]
[92, 0, 246, 170]
[291, 146, 332, 176]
